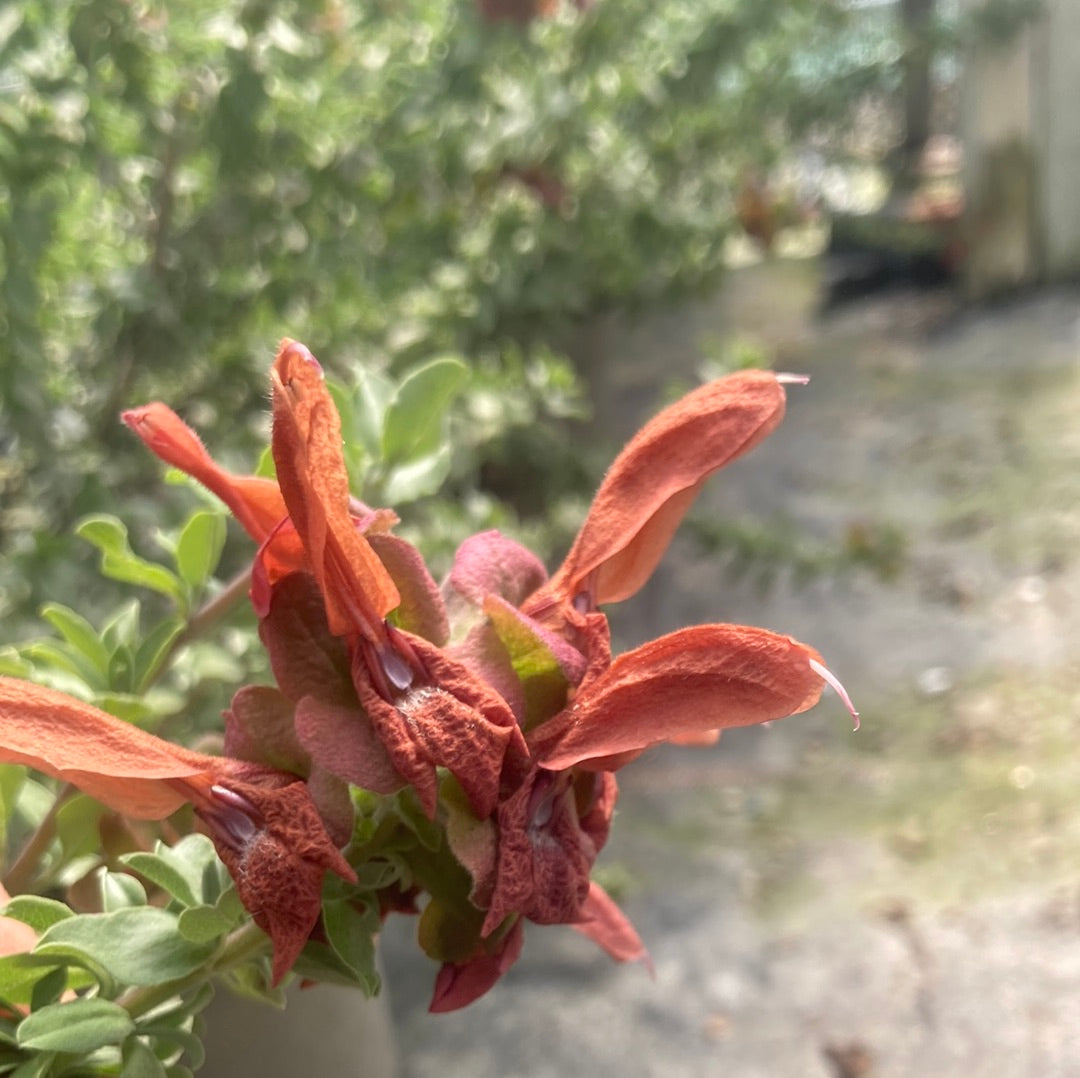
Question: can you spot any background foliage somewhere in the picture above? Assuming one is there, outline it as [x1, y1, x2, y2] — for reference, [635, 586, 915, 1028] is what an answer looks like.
[0, 0, 917, 636]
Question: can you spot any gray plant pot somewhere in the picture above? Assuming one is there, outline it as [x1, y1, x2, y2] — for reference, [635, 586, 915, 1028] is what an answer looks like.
[200, 981, 398, 1078]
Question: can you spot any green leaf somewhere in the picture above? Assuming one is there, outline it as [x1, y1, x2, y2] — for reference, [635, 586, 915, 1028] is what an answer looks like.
[9, 1051, 56, 1078]
[76, 516, 185, 607]
[93, 691, 160, 724]
[107, 643, 136, 694]
[0, 767, 26, 864]
[2, 898, 73, 936]
[174, 511, 226, 590]
[21, 641, 102, 691]
[28, 968, 67, 1012]
[218, 964, 284, 1008]
[394, 789, 444, 852]
[102, 601, 141, 653]
[34, 908, 217, 987]
[136, 1023, 205, 1071]
[17, 998, 134, 1054]
[0, 954, 70, 1010]
[0, 648, 31, 678]
[254, 445, 277, 479]
[380, 357, 468, 466]
[351, 369, 396, 457]
[55, 793, 105, 864]
[38, 604, 110, 679]
[119, 834, 220, 909]
[176, 886, 243, 945]
[99, 869, 148, 912]
[133, 617, 186, 694]
[320, 899, 380, 996]
[381, 444, 453, 505]
[122, 1035, 168, 1078]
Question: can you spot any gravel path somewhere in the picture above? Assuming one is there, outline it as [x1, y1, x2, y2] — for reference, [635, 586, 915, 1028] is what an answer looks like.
[382, 271, 1080, 1078]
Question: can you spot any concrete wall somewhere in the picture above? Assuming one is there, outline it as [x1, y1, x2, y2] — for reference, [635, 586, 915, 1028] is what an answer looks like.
[963, 0, 1080, 294]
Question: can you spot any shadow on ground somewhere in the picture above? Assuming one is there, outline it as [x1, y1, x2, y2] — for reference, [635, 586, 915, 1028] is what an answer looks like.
[382, 265, 1080, 1078]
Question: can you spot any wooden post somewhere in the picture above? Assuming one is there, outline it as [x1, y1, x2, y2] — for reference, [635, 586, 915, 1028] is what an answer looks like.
[962, 0, 1080, 294]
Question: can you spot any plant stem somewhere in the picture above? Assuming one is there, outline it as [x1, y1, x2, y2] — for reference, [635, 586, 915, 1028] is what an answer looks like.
[117, 919, 270, 1020]
[2, 783, 78, 895]
[146, 565, 252, 691]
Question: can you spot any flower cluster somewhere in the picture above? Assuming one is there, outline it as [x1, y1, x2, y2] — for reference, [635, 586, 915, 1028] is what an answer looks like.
[0, 340, 854, 1011]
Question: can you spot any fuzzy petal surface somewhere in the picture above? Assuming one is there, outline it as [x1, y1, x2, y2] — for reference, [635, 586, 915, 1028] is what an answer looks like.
[428, 918, 525, 1013]
[535, 370, 787, 609]
[0, 677, 215, 818]
[122, 403, 286, 542]
[532, 625, 825, 771]
[571, 881, 651, 968]
[270, 339, 400, 639]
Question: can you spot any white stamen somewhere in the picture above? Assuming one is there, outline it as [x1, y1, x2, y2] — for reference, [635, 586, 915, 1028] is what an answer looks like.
[776, 372, 810, 386]
[809, 658, 859, 731]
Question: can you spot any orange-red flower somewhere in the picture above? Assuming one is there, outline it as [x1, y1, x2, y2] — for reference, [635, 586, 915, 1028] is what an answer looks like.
[0, 677, 355, 984]
[121, 341, 856, 1013]
[127, 341, 527, 821]
[427, 369, 856, 1010]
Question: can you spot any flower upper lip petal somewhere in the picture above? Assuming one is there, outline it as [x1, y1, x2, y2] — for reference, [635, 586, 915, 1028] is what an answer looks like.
[530, 370, 789, 612]
[270, 339, 400, 641]
[0, 676, 216, 819]
[529, 624, 827, 772]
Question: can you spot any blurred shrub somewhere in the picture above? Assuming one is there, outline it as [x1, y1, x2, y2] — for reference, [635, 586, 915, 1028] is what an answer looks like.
[0, 0, 902, 630]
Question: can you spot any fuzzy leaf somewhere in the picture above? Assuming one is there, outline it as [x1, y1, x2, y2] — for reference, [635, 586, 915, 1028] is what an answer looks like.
[381, 356, 468, 466]
[174, 511, 227, 590]
[321, 898, 380, 995]
[1, 898, 73, 936]
[76, 516, 185, 606]
[99, 869, 148, 912]
[176, 888, 244, 945]
[121, 1036, 168, 1078]
[34, 908, 217, 987]
[38, 605, 110, 681]
[17, 998, 134, 1054]
[120, 835, 220, 909]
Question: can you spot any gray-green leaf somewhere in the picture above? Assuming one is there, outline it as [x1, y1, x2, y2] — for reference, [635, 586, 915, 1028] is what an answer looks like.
[17, 997, 134, 1054]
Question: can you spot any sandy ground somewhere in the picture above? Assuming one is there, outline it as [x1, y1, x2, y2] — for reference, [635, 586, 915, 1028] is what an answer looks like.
[380, 268, 1080, 1077]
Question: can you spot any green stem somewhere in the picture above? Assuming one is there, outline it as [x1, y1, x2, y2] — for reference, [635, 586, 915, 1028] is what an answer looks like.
[145, 565, 252, 692]
[117, 919, 270, 1020]
[2, 784, 78, 895]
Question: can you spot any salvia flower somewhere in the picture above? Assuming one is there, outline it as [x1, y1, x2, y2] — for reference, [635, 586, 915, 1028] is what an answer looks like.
[6, 339, 854, 1009]
[0, 678, 355, 983]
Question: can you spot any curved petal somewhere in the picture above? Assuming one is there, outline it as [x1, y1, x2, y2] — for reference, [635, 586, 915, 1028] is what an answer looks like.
[448, 530, 548, 609]
[534, 371, 787, 610]
[293, 696, 404, 796]
[531, 624, 825, 772]
[368, 532, 449, 645]
[428, 918, 525, 1014]
[270, 339, 400, 640]
[189, 778, 356, 985]
[0, 677, 215, 819]
[257, 572, 354, 706]
[571, 881, 651, 969]
[122, 403, 286, 543]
